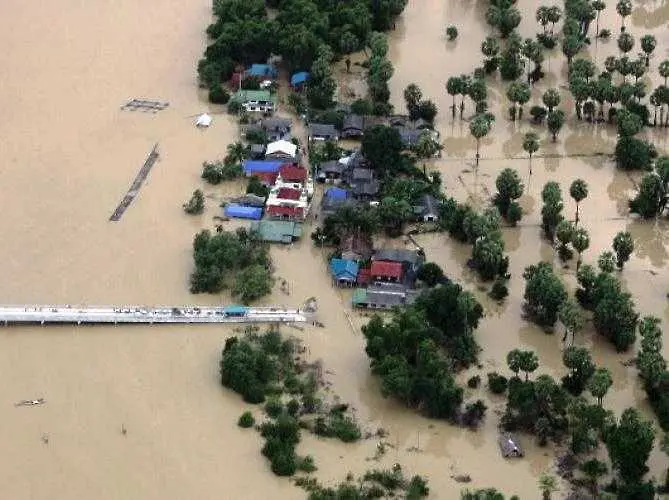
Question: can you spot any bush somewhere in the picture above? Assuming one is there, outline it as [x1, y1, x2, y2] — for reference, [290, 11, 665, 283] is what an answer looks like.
[270, 449, 298, 476]
[487, 372, 508, 394]
[467, 375, 481, 388]
[530, 105, 547, 124]
[238, 411, 255, 428]
[506, 202, 522, 226]
[265, 399, 284, 418]
[350, 98, 374, 115]
[615, 136, 654, 170]
[208, 85, 230, 104]
[446, 25, 458, 40]
[246, 176, 270, 198]
[489, 279, 509, 301]
[297, 455, 317, 473]
[406, 475, 430, 498]
[245, 129, 267, 144]
[537, 33, 557, 49]
[599, 28, 611, 39]
[183, 189, 205, 215]
[315, 412, 362, 443]
[286, 398, 301, 417]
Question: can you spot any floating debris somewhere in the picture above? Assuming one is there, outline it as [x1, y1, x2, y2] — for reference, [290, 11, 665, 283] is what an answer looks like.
[15, 398, 46, 407]
[120, 99, 169, 112]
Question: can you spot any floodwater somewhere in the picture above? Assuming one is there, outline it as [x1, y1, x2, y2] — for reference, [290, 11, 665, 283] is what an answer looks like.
[0, 0, 667, 499]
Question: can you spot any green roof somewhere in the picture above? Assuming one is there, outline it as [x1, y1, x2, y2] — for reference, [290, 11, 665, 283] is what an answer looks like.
[351, 288, 367, 305]
[231, 90, 273, 103]
[250, 220, 303, 243]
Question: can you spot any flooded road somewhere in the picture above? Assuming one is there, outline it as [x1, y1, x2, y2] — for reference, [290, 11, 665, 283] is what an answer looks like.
[0, 0, 668, 498]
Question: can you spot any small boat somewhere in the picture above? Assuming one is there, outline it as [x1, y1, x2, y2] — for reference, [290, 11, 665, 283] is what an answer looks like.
[15, 398, 46, 407]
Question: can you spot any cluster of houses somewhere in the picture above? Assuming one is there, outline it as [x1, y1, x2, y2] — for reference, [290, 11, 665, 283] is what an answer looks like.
[329, 248, 426, 309]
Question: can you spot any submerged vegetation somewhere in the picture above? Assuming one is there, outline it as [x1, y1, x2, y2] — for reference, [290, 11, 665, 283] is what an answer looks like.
[221, 327, 362, 477]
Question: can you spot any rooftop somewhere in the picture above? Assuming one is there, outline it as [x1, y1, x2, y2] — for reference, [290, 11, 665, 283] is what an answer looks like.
[373, 249, 423, 265]
[250, 220, 303, 243]
[370, 261, 403, 279]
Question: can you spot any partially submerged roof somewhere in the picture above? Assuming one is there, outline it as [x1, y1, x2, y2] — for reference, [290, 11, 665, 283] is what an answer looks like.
[262, 118, 291, 131]
[370, 261, 403, 279]
[232, 89, 272, 103]
[290, 71, 309, 86]
[319, 160, 344, 175]
[329, 258, 359, 279]
[325, 187, 349, 200]
[247, 64, 278, 78]
[279, 165, 307, 182]
[309, 123, 338, 138]
[498, 434, 524, 458]
[266, 139, 297, 157]
[342, 114, 364, 131]
[373, 249, 423, 265]
[224, 204, 263, 220]
[250, 220, 303, 243]
[243, 160, 284, 175]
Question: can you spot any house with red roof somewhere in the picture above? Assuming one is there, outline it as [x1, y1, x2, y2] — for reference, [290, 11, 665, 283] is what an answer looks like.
[276, 187, 302, 200]
[278, 165, 308, 184]
[370, 261, 403, 283]
[266, 205, 305, 220]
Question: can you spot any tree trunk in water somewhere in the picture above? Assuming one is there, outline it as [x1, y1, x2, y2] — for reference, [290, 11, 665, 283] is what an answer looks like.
[475, 140, 480, 167]
[575, 203, 579, 225]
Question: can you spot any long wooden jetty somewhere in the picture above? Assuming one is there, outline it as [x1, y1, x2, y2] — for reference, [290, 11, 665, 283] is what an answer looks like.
[0, 305, 308, 326]
[109, 143, 159, 221]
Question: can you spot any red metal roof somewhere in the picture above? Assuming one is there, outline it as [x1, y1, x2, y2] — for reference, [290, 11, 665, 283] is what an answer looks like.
[370, 261, 403, 279]
[279, 165, 307, 182]
[266, 205, 304, 219]
[357, 267, 371, 285]
[277, 187, 301, 200]
[255, 172, 278, 185]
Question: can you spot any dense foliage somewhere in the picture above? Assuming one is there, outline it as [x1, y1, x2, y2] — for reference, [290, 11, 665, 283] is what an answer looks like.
[362, 284, 483, 421]
[637, 316, 669, 430]
[522, 262, 567, 328]
[190, 228, 272, 299]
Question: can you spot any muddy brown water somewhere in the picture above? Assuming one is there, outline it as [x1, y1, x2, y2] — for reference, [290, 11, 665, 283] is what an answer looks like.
[0, 0, 667, 498]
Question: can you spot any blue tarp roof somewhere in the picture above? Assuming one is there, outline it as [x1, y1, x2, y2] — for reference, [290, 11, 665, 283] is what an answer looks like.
[329, 258, 359, 279]
[224, 204, 263, 220]
[290, 71, 309, 86]
[243, 160, 284, 175]
[325, 187, 349, 200]
[247, 64, 278, 78]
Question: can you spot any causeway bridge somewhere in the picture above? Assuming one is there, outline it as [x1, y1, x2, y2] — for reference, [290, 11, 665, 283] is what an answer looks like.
[0, 305, 308, 326]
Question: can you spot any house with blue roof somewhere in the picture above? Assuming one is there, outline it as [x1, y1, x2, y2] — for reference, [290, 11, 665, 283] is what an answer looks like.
[290, 71, 309, 90]
[329, 258, 359, 286]
[247, 64, 278, 79]
[242, 160, 284, 176]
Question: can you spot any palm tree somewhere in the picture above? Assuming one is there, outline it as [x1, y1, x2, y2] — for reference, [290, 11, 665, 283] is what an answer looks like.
[581, 459, 607, 498]
[572, 227, 590, 270]
[538, 471, 558, 500]
[659, 60, 669, 86]
[522, 132, 540, 174]
[470, 115, 491, 167]
[542, 88, 561, 112]
[226, 141, 247, 165]
[604, 55, 618, 75]
[617, 32, 634, 54]
[615, 0, 632, 32]
[547, 6, 562, 32]
[547, 110, 565, 142]
[640, 34, 657, 67]
[536, 6, 551, 32]
[569, 179, 588, 224]
[592, 0, 606, 36]
[446, 76, 463, 118]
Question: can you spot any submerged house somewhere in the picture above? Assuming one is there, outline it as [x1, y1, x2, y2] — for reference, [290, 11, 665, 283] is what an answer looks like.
[290, 71, 309, 91]
[414, 194, 440, 222]
[498, 434, 524, 458]
[309, 123, 339, 142]
[341, 114, 365, 139]
[224, 204, 263, 220]
[261, 118, 291, 141]
[329, 258, 359, 286]
[250, 220, 303, 244]
[370, 260, 403, 283]
[265, 139, 298, 160]
[318, 160, 345, 182]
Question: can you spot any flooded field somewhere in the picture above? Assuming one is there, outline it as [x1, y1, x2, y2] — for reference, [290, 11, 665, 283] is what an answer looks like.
[0, 0, 667, 499]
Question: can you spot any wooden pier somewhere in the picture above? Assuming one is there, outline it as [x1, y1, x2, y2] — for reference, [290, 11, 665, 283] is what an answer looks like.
[0, 305, 308, 326]
[109, 143, 159, 221]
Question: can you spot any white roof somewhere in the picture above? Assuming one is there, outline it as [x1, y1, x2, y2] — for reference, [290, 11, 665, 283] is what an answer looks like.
[266, 139, 297, 157]
[195, 113, 212, 127]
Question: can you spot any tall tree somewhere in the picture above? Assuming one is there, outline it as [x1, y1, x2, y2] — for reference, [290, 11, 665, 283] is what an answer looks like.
[606, 407, 655, 487]
[615, 0, 632, 32]
[494, 168, 524, 218]
[592, 0, 606, 36]
[569, 179, 588, 225]
[446, 76, 463, 118]
[559, 298, 584, 345]
[572, 227, 590, 270]
[523, 132, 540, 175]
[588, 367, 613, 405]
[547, 110, 565, 142]
[598, 251, 617, 273]
[542, 88, 561, 112]
[612, 231, 634, 269]
[640, 34, 657, 67]
[659, 60, 669, 86]
[617, 32, 634, 55]
[581, 459, 607, 498]
[470, 114, 491, 167]
[404, 83, 422, 121]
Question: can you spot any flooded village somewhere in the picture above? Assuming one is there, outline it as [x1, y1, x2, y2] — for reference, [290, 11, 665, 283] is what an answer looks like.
[0, 0, 669, 499]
